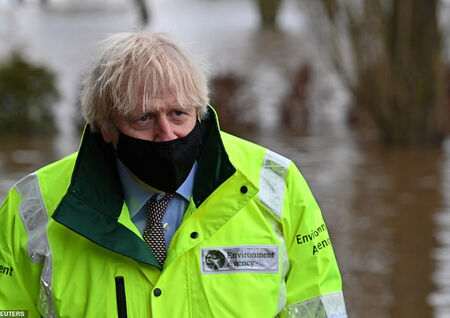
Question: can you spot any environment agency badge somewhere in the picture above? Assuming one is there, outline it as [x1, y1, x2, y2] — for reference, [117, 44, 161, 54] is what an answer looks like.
[200, 245, 279, 274]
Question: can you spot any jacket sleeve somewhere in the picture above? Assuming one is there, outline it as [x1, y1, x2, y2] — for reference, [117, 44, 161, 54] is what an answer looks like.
[278, 162, 347, 318]
[0, 186, 42, 317]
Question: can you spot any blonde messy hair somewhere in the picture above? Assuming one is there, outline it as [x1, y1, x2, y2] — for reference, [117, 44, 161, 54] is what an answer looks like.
[81, 32, 209, 131]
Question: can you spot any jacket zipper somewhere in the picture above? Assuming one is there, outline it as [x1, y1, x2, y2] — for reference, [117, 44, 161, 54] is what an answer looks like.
[115, 276, 128, 318]
[166, 203, 197, 258]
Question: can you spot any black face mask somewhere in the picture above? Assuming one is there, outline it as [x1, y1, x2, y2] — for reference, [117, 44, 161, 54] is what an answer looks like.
[116, 121, 201, 193]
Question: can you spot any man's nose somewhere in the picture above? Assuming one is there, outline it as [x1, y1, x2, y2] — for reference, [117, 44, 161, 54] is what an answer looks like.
[153, 116, 177, 141]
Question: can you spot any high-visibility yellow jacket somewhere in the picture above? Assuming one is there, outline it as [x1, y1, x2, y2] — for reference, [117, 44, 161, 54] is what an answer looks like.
[0, 107, 347, 317]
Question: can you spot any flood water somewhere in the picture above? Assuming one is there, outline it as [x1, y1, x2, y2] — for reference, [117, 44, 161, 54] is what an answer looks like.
[1, 0, 450, 317]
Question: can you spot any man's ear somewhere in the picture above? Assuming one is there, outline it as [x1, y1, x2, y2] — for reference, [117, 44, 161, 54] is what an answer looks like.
[98, 123, 113, 144]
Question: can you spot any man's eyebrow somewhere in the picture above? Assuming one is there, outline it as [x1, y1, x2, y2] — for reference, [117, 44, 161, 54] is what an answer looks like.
[137, 106, 158, 115]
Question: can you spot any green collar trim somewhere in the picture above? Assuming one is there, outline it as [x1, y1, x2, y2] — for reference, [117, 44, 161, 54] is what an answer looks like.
[52, 124, 161, 268]
[52, 106, 235, 267]
[193, 106, 236, 206]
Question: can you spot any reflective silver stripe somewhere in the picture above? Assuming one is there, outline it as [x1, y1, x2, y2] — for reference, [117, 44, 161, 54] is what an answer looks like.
[258, 149, 291, 314]
[258, 149, 291, 219]
[15, 173, 56, 318]
[265, 217, 289, 315]
[281, 292, 347, 318]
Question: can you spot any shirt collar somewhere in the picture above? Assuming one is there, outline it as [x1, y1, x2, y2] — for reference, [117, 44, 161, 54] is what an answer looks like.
[117, 159, 197, 218]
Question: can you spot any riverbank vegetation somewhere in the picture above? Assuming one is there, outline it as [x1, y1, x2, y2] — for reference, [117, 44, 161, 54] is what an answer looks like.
[0, 52, 59, 135]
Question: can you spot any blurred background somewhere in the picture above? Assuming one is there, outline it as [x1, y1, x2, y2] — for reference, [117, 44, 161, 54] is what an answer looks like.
[1, 0, 450, 316]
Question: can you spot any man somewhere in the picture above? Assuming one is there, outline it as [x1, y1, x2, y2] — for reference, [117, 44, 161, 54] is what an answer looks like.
[0, 32, 347, 317]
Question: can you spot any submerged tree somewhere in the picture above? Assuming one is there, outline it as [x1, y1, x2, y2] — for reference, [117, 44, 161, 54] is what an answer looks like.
[254, 0, 283, 28]
[133, 0, 150, 26]
[308, 0, 447, 146]
[0, 52, 59, 135]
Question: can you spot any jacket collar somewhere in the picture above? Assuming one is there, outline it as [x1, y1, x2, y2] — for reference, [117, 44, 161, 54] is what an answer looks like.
[52, 106, 236, 268]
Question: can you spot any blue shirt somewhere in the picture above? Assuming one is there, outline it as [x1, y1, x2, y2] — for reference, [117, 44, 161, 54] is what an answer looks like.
[116, 159, 197, 250]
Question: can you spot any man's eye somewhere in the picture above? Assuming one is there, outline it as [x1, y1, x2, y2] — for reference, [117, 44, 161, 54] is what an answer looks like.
[174, 110, 183, 116]
[139, 115, 149, 121]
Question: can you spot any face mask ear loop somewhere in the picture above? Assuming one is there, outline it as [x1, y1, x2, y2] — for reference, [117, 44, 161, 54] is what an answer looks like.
[108, 124, 122, 155]
[112, 124, 121, 135]
[196, 119, 202, 147]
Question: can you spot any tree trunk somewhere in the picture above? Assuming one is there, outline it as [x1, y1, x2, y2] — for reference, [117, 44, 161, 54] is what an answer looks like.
[133, 0, 150, 26]
[319, 0, 447, 147]
[372, 0, 446, 145]
[255, 0, 282, 28]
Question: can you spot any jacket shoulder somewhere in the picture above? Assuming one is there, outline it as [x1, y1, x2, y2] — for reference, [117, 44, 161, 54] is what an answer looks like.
[13, 152, 78, 215]
[220, 132, 267, 183]
[220, 131, 295, 193]
[36, 152, 78, 178]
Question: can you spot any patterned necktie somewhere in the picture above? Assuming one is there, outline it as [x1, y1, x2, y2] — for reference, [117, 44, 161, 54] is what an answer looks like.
[143, 194, 173, 266]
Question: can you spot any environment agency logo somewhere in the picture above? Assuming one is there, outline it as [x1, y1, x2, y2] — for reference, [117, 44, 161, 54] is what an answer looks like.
[205, 250, 226, 270]
[201, 245, 280, 274]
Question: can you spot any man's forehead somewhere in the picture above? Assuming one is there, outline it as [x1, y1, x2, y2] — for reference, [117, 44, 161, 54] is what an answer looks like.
[126, 96, 194, 115]
[140, 95, 178, 112]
